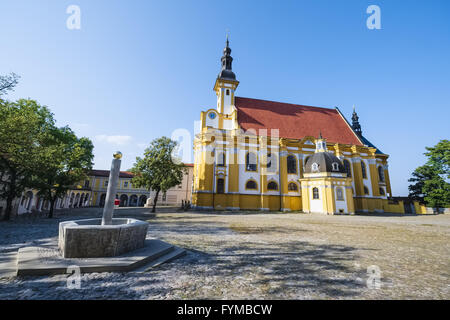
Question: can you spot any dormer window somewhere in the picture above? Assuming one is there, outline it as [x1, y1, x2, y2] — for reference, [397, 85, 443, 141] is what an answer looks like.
[332, 162, 339, 171]
[312, 162, 319, 172]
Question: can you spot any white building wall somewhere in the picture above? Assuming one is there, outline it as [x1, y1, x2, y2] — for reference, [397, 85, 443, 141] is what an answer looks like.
[238, 148, 260, 194]
[334, 185, 348, 213]
[310, 185, 324, 213]
[205, 110, 219, 128]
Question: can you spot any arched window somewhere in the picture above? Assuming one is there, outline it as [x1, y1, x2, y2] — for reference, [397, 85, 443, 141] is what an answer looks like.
[361, 161, 367, 179]
[226, 89, 230, 95]
[246, 152, 257, 171]
[267, 181, 278, 191]
[266, 153, 277, 172]
[343, 159, 352, 177]
[287, 155, 297, 174]
[336, 187, 344, 201]
[217, 178, 225, 194]
[378, 166, 385, 182]
[246, 180, 257, 190]
[288, 182, 298, 191]
[313, 187, 320, 199]
[363, 186, 369, 195]
[379, 187, 385, 196]
[332, 162, 339, 172]
[312, 162, 319, 172]
[217, 152, 226, 167]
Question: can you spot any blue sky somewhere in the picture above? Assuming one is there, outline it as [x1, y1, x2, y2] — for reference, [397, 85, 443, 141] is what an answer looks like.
[1, 0, 449, 196]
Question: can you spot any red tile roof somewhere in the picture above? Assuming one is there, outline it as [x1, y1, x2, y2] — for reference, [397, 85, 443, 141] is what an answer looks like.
[90, 170, 134, 178]
[235, 97, 363, 146]
[90, 164, 193, 177]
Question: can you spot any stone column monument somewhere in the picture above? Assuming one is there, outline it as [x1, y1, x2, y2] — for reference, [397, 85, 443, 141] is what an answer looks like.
[102, 151, 122, 225]
[58, 151, 150, 258]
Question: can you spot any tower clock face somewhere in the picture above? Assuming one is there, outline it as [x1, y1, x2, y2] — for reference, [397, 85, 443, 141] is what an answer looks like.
[208, 112, 216, 119]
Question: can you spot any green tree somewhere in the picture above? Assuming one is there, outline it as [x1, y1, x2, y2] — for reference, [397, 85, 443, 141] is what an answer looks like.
[30, 126, 94, 218]
[424, 140, 450, 179]
[0, 99, 55, 220]
[0, 73, 20, 96]
[408, 140, 450, 209]
[131, 137, 185, 212]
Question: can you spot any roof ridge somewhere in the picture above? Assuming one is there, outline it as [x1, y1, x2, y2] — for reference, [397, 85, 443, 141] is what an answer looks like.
[235, 96, 337, 112]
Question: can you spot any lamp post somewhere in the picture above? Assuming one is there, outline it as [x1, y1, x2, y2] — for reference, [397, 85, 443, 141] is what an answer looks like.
[101, 151, 122, 225]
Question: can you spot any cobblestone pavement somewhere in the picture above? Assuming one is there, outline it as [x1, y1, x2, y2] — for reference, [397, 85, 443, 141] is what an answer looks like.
[0, 208, 449, 299]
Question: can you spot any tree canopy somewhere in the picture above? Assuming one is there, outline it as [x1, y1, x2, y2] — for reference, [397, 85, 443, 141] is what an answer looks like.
[0, 98, 94, 219]
[131, 137, 185, 212]
[408, 140, 450, 209]
[0, 99, 55, 220]
[30, 126, 94, 218]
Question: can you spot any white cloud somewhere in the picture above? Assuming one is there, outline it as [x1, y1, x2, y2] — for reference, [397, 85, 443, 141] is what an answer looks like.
[95, 134, 133, 146]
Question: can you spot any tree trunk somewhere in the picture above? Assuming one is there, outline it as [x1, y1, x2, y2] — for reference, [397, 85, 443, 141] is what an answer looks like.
[3, 193, 14, 221]
[152, 189, 160, 213]
[48, 198, 56, 218]
[2, 170, 17, 221]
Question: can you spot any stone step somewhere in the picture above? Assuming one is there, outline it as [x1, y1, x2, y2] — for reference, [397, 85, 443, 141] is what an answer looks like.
[134, 247, 186, 272]
[16, 239, 176, 276]
[0, 251, 19, 279]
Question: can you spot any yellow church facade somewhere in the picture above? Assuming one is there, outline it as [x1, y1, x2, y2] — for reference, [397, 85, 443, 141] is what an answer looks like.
[192, 39, 409, 214]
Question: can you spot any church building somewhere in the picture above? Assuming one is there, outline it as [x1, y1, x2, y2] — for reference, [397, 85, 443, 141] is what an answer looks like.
[192, 39, 396, 214]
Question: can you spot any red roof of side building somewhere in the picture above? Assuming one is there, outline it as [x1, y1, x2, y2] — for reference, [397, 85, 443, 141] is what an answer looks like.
[90, 163, 194, 178]
[90, 170, 134, 178]
[235, 97, 363, 146]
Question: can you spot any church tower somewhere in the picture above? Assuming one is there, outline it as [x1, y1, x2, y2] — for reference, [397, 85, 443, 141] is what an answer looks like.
[351, 106, 362, 137]
[214, 36, 239, 115]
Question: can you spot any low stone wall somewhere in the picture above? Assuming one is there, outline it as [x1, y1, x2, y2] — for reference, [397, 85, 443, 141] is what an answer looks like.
[59, 218, 149, 258]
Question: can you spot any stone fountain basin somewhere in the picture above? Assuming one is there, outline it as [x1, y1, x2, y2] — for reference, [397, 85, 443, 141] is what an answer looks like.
[59, 218, 149, 258]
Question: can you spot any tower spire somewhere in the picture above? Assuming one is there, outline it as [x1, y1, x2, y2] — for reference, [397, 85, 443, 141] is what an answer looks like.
[213, 35, 239, 115]
[218, 34, 236, 80]
[352, 106, 362, 137]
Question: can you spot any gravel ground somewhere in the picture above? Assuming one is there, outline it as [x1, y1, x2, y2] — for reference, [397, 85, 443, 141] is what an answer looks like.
[0, 207, 449, 300]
